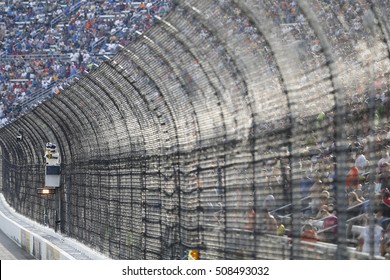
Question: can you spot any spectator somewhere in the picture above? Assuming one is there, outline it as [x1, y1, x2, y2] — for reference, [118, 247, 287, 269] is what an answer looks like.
[383, 190, 390, 206]
[321, 208, 338, 243]
[245, 207, 256, 231]
[357, 218, 384, 256]
[77, 51, 83, 67]
[300, 223, 318, 242]
[258, 208, 278, 235]
[381, 224, 390, 258]
[276, 215, 286, 236]
[309, 177, 323, 215]
[300, 169, 313, 198]
[348, 191, 363, 208]
[379, 163, 390, 191]
[355, 150, 369, 172]
[346, 158, 360, 192]
[263, 186, 276, 211]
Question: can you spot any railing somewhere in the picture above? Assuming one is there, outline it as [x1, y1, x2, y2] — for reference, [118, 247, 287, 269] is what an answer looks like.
[16, 72, 85, 113]
[69, 1, 82, 15]
[346, 200, 369, 212]
[49, 1, 82, 29]
[16, 83, 55, 112]
[0, 53, 71, 62]
[90, 37, 107, 53]
[270, 195, 311, 215]
[50, 14, 65, 28]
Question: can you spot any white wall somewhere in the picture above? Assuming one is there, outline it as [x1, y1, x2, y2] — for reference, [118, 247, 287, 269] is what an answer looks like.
[0, 202, 74, 260]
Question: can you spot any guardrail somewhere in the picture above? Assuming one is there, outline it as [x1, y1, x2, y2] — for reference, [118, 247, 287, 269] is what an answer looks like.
[50, 14, 65, 28]
[0, 53, 71, 62]
[91, 37, 107, 53]
[69, 1, 82, 15]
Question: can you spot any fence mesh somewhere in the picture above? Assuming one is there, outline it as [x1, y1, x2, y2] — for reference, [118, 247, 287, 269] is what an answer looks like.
[1, 0, 390, 259]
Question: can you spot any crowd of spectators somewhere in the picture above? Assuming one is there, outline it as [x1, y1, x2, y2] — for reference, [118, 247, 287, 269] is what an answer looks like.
[0, 0, 172, 124]
[220, 0, 390, 258]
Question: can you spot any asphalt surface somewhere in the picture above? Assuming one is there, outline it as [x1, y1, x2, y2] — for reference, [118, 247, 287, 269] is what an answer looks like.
[0, 228, 35, 260]
[0, 194, 109, 260]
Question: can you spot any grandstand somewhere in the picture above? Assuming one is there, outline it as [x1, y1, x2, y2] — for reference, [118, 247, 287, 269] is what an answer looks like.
[0, 0, 390, 260]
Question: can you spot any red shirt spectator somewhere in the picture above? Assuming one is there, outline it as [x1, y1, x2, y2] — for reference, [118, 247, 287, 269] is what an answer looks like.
[301, 223, 318, 242]
[346, 159, 359, 192]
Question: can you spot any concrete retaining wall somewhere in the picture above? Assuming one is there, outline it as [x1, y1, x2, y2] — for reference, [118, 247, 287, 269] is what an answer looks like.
[0, 201, 74, 260]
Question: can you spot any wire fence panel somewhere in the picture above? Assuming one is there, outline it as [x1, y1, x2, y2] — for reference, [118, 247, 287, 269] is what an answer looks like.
[0, 0, 390, 260]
